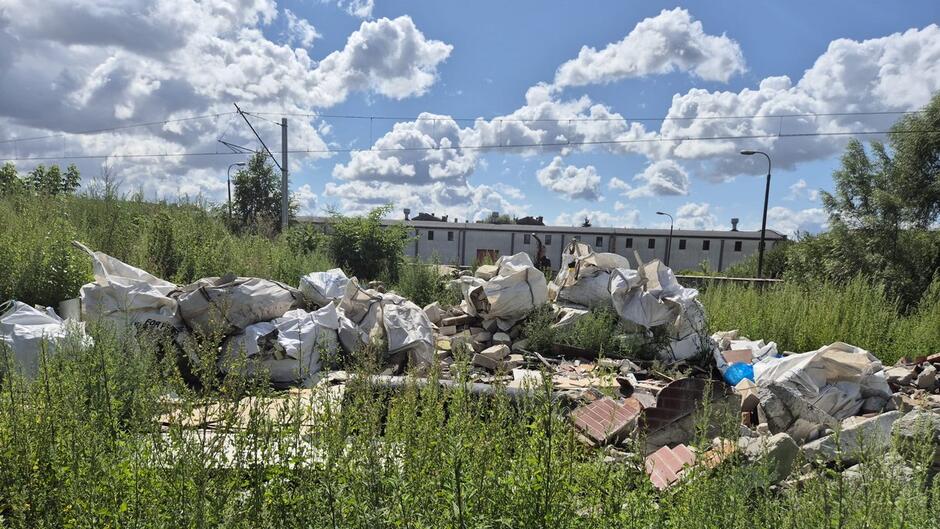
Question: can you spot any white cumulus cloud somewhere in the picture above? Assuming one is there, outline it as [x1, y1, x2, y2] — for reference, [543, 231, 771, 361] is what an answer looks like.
[552, 7, 746, 89]
[535, 156, 602, 201]
[623, 160, 690, 198]
[284, 9, 321, 48]
[554, 208, 640, 228]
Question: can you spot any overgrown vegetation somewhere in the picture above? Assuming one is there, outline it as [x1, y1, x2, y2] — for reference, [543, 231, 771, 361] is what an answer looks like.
[700, 275, 940, 365]
[327, 205, 411, 283]
[0, 325, 937, 528]
[0, 189, 332, 305]
[522, 304, 669, 360]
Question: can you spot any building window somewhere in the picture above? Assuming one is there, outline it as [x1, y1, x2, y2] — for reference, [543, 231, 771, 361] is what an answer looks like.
[427, 231, 434, 241]
[734, 240, 742, 252]
[545, 234, 552, 245]
[523, 233, 531, 245]
[678, 239, 687, 250]
[595, 236, 603, 247]
[648, 238, 656, 249]
[625, 237, 633, 249]
[702, 240, 710, 251]
[447, 231, 454, 242]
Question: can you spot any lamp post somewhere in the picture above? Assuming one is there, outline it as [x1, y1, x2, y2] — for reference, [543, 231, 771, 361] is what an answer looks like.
[227, 162, 246, 222]
[740, 150, 771, 278]
[656, 211, 674, 267]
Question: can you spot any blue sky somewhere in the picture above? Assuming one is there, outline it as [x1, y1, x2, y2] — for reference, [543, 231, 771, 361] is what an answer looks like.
[1, 0, 938, 233]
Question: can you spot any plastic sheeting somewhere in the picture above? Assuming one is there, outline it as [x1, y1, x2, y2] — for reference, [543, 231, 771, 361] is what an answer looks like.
[339, 279, 435, 367]
[608, 259, 710, 363]
[174, 275, 303, 335]
[220, 304, 341, 386]
[75, 242, 180, 327]
[456, 253, 548, 330]
[549, 241, 629, 308]
[754, 342, 892, 420]
[0, 301, 90, 377]
[299, 268, 350, 308]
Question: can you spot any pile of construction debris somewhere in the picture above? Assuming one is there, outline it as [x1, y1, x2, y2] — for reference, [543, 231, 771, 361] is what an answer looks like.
[1, 239, 938, 491]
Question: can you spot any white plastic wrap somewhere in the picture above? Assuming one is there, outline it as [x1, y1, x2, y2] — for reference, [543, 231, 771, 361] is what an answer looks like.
[549, 241, 629, 308]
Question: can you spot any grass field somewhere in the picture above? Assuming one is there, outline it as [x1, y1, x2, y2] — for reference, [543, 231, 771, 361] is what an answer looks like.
[0, 327, 937, 528]
[2, 194, 939, 527]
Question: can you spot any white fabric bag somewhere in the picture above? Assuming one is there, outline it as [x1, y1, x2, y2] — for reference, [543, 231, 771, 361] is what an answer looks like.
[220, 304, 341, 385]
[174, 275, 303, 335]
[299, 268, 350, 307]
[1, 301, 90, 377]
[75, 242, 180, 327]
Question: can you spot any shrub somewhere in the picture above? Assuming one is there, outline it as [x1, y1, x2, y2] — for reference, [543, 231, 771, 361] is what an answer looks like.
[327, 205, 410, 282]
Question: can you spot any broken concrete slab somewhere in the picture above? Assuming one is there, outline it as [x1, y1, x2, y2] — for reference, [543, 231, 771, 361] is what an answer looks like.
[479, 344, 510, 361]
[423, 302, 445, 325]
[801, 411, 901, 464]
[441, 314, 474, 327]
[916, 364, 937, 391]
[438, 325, 457, 336]
[571, 397, 643, 446]
[740, 432, 799, 484]
[472, 353, 500, 371]
[892, 409, 940, 469]
[492, 332, 512, 345]
[757, 383, 840, 444]
[885, 366, 915, 387]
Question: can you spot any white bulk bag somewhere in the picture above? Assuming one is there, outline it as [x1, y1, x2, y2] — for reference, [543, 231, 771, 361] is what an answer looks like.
[299, 268, 350, 307]
[339, 280, 435, 367]
[754, 342, 892, 420]
[477, 253, 548, 329]
[220, 304, 341, 385]
[549, 241, 629, 308]
[75, 242, 180, 327]
[1, 301, 90, 377]
[174, 275, 303, 335]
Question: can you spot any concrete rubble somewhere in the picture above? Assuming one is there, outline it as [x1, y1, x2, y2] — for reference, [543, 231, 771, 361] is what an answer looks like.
[3, 241, 938, 491]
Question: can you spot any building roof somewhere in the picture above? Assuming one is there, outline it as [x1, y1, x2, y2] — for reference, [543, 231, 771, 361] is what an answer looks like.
[297, 216, 788, 241]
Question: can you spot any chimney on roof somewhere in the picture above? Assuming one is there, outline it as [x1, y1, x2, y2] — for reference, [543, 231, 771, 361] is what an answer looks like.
[537, 216, 543, 223]
[403, 208, 411, 221]
[442, 215, 448, 222]
[730, 218, 739, 231]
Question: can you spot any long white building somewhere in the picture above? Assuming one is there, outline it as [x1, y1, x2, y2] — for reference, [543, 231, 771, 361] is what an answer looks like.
[300, 215, 787, 272]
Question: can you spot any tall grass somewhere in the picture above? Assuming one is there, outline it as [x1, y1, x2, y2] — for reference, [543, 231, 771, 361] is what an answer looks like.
[0, 193, 333, 306]
[701, 275, 940, 364]
[0, 327, 937, 528]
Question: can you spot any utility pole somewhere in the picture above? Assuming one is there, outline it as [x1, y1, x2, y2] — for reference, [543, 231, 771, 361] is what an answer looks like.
[232, 103, 290, 232]
[281, 117, 288, 231]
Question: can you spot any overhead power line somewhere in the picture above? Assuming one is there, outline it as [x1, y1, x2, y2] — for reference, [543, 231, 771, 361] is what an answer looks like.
[246, 109, 925, 123]
[0, 109, 923, 147]
[0, 112, 237, 145]
[2, 128, 938, 162]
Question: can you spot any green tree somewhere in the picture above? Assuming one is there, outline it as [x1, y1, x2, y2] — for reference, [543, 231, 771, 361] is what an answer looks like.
[0, 162, 22, 195]
[231, 152, 293, 234]
[22, 163, 81, 195]
[327, 205, 410, 282]
[790, 92, 940, 308]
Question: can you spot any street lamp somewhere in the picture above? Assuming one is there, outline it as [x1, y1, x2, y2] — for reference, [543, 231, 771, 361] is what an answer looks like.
[227, 162, 246, 221]
[656, 211, 674, 267]
[740, 150, 771, 278]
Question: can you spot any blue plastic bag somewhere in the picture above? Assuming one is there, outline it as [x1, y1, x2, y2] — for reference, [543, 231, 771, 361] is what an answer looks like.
[723, 362, 754, 386]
